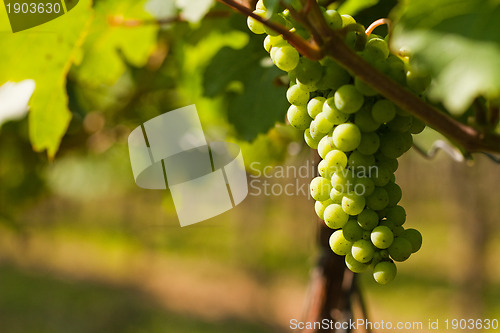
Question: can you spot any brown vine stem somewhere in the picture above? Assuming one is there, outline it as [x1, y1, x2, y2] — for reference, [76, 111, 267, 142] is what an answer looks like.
[218, 0, 500, 154]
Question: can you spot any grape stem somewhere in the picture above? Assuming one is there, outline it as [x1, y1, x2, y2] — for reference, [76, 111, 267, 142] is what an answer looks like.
[365, 18, 391, 36]
[216, 0, 500, 154]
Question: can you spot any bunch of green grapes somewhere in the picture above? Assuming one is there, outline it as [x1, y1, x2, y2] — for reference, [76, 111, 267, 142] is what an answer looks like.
[248, 0, 426, 284]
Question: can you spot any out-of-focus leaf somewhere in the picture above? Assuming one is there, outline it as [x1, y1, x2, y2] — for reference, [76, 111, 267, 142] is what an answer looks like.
[176, 0, 214, 22]
[393, 0, 500, 115]
[339, 0, 379, 16]
[203, 37, 288, 141]
[0, 0, 92, 157]
[72, 0, 158, 86]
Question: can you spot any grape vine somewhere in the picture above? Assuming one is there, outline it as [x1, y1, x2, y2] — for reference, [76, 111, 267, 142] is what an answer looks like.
[247, 0, 427, 284]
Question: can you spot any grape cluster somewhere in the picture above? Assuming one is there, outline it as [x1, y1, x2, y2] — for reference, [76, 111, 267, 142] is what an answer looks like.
[248, 0, 425, 284]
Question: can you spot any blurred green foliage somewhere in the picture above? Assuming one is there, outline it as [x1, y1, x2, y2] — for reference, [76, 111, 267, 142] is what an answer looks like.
[1, 0, 500, 332]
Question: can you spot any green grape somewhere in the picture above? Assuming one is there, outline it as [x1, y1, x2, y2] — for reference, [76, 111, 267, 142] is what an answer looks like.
[309, 120, 327, 140]
[341, 14, 356, 27]
[379, 131, 413, 158]
[324, 9, 342, 29]
[377, 158, 398, 173]
[324, 203, 350, 229]
[384, 181, 402, 207]
[406, 69, 431, 94]
[296, 79, 318, 93]
[393, 225, 404, 236]
[330, 230, 353, 256]
[334, 85, 364, 114]
[273, 45, 300, 72]
[357, 208, 379, 230]
[371, 225, 394, 249]
[307, 96, 326, 118]
[345, 253, 369, 273]
[255, 0, 266, 10]
[332, 123, 362, 152]
[362, 230, 371, 240]
[387, 114, 413, 132]
[315, 199, 333, 220]
[357, 131, 380, 155]
[247, 10, 266, 34]
[366, 187, 389, 210]
[287, 84, 310, 106]
[288, 105, 312, 130]
[371, 99, 396, 124]
[379, 219, 395, 231]
[295, 58, 323, 85]
[343, 219, 364, 242]
[386, 205, 406, 226]
[310, 176, 332, 201]
[304, 128, 320, 149]
[385, 54, 406, 85]
[324, 149, 348, 172]
[348, 150, 375, 169]
[342, 192, 366, 215]
[318, 135, 336, 159]
[364, 37, 389, 61]
[388, 237, 413, 262]
[400, 228, 422, 253]
[373, 261, 397, 284]
[314, 113, 334, 133]
[264, 35, 286, 53]
[371, 164, 392, 187]
[351, 239, 375, 263]
[330, 188, 344, 204]
[360, 49, 386, 70]
[263, 35, 272, 53]
[355, 176, 375, 196]
[331, 169, 355, 193]
[318, 159, 331, 179]
[317, 61, 350, 90]
[323, 98, 350, 125]
[354, 77, 378, 96]
[354, 106, 381, 132]
[409, 118, 426, 134]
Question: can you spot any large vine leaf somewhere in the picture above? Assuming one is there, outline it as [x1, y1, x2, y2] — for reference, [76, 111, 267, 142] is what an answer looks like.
[72, 0, 158, 86]
[0, 0, 93, 157]
[203, 36, 288, 141]
[393, 0, 500, 115]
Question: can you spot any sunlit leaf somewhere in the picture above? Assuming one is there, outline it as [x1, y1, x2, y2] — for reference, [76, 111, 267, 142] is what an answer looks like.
[0, 0, 93, 157]
[393, 0, 500, 115]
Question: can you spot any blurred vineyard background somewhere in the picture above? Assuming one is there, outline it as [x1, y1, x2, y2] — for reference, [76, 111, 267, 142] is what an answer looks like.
[1, 0, 500, 332]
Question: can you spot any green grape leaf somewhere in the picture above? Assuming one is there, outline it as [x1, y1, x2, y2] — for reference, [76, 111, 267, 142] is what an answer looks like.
[203, 38, 288, 141]
[176, 0, 214, 22]
[72, 0, 159, 86]
[393, 0, 500, 115]
[0, 0, 92, 158]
